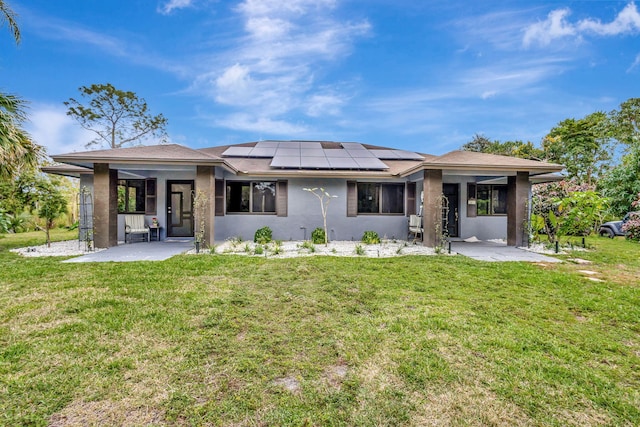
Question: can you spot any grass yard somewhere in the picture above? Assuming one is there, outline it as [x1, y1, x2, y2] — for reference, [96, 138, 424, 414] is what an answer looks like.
[1, 231, 639, 426]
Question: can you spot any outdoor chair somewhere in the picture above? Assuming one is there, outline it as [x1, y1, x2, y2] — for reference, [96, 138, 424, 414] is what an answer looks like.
[408, 214, 423, 243]
[124, 214, 150, 243]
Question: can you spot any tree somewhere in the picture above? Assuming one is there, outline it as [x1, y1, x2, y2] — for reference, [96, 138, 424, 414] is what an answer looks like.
[0, 3, 44, 180]
[461, 134, 544, 160]
[36, 180, 67, 247]
[0, 0, 20, 44]
[542, 112, 613, 185]
[65, 83, 168, 149]
[0, 94, 44, 179]
[610, 97, 640, 153]
[303, 187, 337, 245]
[598, 151, 640, 217]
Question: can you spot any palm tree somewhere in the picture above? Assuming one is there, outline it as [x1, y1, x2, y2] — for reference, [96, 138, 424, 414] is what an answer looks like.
[0, 1, 43, 178]
[0, 94, 43, 179]
[1, 0, 20, 44]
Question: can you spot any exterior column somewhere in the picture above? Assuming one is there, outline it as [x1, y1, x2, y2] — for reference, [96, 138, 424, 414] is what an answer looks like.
[195, 166, 216, 247]
[507, 171, 530, 246]
[93, 163, 118, 248]
[422, 169, 443, 247]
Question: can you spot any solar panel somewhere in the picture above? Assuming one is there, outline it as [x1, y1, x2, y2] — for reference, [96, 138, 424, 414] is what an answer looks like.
[299, 141, 322, 149]
[327, 157, 359, 169]
[275, 147, 300, 157]
[270, 156, 301, 168]
[370, 149, 400, 159]
[301, 156, 330, 168]
[249, 147, 278, 157]
[324, 149, 351, 158]
[254, 141, 280, 148]
[347, 149, 375, 158]
[354, 157, 389, 169]
[341, 142, 365, 150]
[222, 147, 253, 157]
[301, 148, 325, 157]
[393, 150, 424, 160]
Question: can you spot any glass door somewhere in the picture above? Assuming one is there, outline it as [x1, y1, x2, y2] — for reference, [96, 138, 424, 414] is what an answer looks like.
[166, 180, 194, 237]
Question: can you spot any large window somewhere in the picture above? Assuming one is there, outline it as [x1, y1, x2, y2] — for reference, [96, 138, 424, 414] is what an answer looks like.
[226, 181, 276, 213]
[477, 184, 507, 215]
[117, 179, 156, 214]
[357, 183, 404, 214]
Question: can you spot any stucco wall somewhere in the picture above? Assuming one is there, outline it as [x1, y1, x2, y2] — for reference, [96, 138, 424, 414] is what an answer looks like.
[214, 177, 410, 242]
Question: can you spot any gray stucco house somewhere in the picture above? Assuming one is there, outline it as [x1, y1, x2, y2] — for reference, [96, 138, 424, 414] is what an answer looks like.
[47, 140, 563, 249]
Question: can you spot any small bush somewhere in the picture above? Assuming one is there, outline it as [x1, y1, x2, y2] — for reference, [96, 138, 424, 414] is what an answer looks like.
[361, 230, 381, 244]
[299, 241, 315, 252]
[623, 212, 640, 242]
[311, 227, 326, 244]
[254, 245, 264, 255]
[355, 244, 365, 256]
[254, 226, 273, 244]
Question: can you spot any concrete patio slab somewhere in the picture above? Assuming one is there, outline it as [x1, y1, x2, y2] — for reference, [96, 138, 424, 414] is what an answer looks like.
[63, 240, 194, 263]
[451, 240, 561, 263]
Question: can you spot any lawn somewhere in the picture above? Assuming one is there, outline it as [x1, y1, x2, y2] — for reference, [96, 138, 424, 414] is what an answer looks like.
[1, 231, 639, 426]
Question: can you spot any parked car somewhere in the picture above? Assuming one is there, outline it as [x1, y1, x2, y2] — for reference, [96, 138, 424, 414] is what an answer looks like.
[598, 212, 640, 238]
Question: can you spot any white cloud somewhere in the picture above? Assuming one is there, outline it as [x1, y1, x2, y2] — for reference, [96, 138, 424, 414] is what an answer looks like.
[628, 53, 640, 72]
[26, 104, 95, 156]
[578, 3, 640, 35]
[215, 113, 308, 135]
[190, 0, 369, 134]
[523, 8, 576, 47]
[158, 0, 194, 15]
[523, 2, 640, 47]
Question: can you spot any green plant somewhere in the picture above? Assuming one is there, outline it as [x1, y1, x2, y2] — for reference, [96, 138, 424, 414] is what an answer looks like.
[254, 226, 273, 244]
[299, 241, 316, 253]
[244, 243, 251, 253]
[311, 227, 326, 244]
[361, 230, 381, 244]
[354, 244, 365, 256]
[253, 244, 264, 255]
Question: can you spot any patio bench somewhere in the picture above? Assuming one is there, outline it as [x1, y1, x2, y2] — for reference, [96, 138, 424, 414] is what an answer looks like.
[124, 214, 150, 243]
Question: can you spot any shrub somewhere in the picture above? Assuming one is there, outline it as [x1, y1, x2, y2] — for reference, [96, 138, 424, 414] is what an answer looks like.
[311, 227, 326, 244]
[361, 230, 381, 244]
[354, 244, 365, 256]
[622, 213, 640, 242]
[254, 226, 272, 244]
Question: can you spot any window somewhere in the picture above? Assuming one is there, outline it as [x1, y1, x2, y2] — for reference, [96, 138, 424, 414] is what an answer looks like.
[357, 183, 404, 214]
[226, 181, 276, 213]
[476, 184, 507, 215]
[117, 179, 157, 214]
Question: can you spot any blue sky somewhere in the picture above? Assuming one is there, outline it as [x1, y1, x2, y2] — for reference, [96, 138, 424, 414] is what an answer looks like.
[2, 0, 639, 156]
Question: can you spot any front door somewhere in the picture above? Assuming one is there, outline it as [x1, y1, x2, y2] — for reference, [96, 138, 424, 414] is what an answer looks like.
[166, 180, 194, 237]
[443, 183, 459, 237]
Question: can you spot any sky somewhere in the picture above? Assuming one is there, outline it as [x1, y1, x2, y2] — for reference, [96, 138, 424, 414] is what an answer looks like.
[2, 0, 639, 157]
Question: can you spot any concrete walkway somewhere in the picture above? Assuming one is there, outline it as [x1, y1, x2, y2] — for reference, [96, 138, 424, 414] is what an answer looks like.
[63, 240, 194, 263]
[450, 240, 562, 263]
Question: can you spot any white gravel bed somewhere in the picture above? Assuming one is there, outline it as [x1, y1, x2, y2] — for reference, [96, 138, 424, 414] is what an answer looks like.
[189, 239, 440, 258]
[10, 240, 106, 257]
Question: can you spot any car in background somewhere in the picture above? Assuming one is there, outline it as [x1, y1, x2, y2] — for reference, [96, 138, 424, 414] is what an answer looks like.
[598, 212, 640, 238]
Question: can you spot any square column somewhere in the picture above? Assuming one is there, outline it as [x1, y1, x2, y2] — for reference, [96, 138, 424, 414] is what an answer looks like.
[422, 169, 443, 247]
[195, 166, 216, 247]
[93, 163, 118, 248]
[507, 171, 530, 246]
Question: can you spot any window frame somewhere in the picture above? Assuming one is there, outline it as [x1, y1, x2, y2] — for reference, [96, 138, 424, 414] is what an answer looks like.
[476, 184, 508, 216]
[118, 179, 156, 214]
[225, 180, 278, 214]
[356, 182, 405, 215]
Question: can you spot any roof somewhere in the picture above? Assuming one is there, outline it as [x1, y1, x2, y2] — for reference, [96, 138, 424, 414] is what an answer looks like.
[50, 141, 563, 177]
[52, 144, 229, 168]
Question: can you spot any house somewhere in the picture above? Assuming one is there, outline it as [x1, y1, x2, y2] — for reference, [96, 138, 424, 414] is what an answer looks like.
[46, 140, 563, 249]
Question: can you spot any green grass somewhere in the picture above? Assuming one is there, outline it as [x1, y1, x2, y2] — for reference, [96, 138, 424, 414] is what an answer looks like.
[1, 232, 639, 426]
